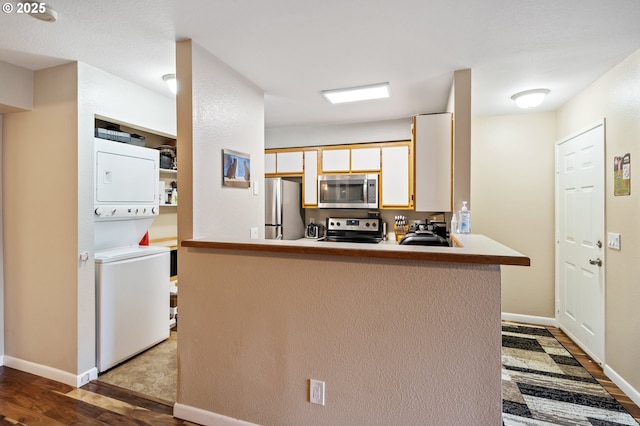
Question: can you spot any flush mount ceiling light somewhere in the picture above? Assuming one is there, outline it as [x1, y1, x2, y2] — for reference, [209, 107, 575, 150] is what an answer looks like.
[511, 89, 550, 109]
[24, 2, 58, 22]
[322, 82, 390, 104]
[163, 74, 177, 95]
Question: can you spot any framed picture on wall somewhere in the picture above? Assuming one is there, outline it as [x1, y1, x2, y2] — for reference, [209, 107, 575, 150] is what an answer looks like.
[222, 149, 251, 188]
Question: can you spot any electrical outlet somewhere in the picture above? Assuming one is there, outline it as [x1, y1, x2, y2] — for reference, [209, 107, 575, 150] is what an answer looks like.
[607, 232, 621, 250]
[250, 227, 259, 240]
[309, 379, 325, 406]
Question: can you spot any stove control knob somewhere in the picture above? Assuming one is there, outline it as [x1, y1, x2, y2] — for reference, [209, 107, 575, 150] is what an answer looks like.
[152, 206, 159, 214]
[94, 207, 104, 216]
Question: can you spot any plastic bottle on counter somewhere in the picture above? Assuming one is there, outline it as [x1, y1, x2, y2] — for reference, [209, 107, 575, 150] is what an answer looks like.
[450, 214, 458, 234]
[458, 201, 471, 234]
[172, 188, 178, 205]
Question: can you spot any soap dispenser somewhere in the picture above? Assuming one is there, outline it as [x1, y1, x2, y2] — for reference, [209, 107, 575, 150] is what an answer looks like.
[458, 201, 471, 234]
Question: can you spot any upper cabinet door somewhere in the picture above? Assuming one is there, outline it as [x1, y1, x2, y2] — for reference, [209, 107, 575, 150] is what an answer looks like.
[380, 145, 411, 208]
[276, 151, 304, 174]
[413, 113, 452, 212]
[303, 150, 318, 206]
[265, 152, 277, 175]
[351, 147, 381, 171]
[321, 149, 350, 172]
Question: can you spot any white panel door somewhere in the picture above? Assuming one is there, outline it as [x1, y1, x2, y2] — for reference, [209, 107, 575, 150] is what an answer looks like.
[556, 120, 605, 364]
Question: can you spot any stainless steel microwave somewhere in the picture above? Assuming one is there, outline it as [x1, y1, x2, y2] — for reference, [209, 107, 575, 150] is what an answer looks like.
[317, 174, 378, 209]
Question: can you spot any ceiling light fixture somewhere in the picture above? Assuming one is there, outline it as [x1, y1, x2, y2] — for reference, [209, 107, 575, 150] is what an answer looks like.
[25, 2, 57, 22]
[511, 89, 550, 109]
[322, 82, 390, 104]
[163, 74, 177, 95]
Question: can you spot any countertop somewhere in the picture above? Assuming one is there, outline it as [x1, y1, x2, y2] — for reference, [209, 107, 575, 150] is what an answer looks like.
[181, 233, 530, 266]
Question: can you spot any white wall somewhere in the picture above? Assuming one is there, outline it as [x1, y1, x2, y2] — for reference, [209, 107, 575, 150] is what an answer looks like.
[265, 118, 411, 148]
[181, 40, 265, 240]
[472, 113, 556, 319]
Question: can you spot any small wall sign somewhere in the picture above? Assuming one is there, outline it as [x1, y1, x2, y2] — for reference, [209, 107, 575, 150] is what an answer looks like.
[223, 149, 251, 188]
[614, 153, 630, 196]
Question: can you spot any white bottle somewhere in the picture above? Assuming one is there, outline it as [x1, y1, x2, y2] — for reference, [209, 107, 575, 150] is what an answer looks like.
[458, 201, 471, 234]
[450, 214, 458, 234]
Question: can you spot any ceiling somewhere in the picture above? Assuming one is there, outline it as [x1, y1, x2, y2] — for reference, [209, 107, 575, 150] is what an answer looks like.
[1, 0, 640, 128]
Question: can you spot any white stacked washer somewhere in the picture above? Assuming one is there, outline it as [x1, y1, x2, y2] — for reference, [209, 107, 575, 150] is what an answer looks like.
[94, 138, 170, 372]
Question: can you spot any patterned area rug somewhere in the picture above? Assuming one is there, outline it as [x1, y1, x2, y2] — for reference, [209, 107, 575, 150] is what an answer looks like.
[502, 323, 639, 425]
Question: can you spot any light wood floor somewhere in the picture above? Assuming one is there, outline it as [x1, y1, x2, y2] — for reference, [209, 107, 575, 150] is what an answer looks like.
[0, 327, 638, 425]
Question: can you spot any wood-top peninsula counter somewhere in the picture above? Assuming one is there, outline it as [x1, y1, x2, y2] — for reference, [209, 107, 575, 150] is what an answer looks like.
[176, 235, 529, 425]
[181, 233, 530, 266]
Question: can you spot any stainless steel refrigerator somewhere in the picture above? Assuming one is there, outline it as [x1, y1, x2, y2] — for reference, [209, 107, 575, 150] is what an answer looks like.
[265, 177, 305, 240]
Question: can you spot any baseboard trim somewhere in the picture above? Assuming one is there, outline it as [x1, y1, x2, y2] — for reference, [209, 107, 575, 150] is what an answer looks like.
[173, 403, 260, 426]
[604, 364, 640, 408]
[501, 312, 557, 327]
[3, 356, 98, 388]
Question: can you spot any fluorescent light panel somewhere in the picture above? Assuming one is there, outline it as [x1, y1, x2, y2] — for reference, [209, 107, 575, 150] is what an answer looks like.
[322, 82, 390, 104]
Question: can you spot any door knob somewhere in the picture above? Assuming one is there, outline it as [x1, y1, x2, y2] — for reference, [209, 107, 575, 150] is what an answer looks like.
[589, 258, 603, 267]
[596, 240, 603, 248]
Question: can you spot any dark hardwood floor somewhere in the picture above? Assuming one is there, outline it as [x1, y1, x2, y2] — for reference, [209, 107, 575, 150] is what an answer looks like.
[0, 366, 199, 425]
[547, 326, 640, 423]
[1, 327, 638, 425]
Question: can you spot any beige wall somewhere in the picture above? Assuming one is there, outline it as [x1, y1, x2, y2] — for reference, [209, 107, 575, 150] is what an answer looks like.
[472, 113, 556, 318]
[0, 115, 4, 357]
[451, 69, 472, 210]
[3, 64, 79, 372]
[0, 60, 33, 113]
[179, 249, 502, 426]
[557, 49, 640, 396]
[2, 61, 175, 383]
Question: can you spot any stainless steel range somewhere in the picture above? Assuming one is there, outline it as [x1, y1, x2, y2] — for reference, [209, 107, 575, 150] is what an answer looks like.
[325, 217, 383, 244]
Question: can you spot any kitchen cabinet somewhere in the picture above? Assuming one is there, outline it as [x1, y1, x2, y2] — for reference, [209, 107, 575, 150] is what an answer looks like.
[351, 147, 381, 171]
[265, 152, 276, 174]
[265, 149, 304, 175]
[276, 151, 304, 173]
[303, 149, 318, 206]
[413, 113, 452, 212]
[321, 148, 350, 172]
[380, 144, 412, 209]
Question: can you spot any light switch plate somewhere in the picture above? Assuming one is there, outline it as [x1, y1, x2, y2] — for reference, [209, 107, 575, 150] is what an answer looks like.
[250, 227, 259, 240]
[607, 232, 621, 250]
